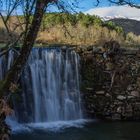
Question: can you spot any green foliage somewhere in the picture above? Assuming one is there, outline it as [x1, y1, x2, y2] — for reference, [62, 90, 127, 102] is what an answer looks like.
[93, 17, 103, 26]
[105, 21, 116, 29]
[79, 14, 94, 27]
[115, 26, 123, 33]
[41, 12, 123, 33]
[42, 12, 78, 28]
[103, 21, 124, 34]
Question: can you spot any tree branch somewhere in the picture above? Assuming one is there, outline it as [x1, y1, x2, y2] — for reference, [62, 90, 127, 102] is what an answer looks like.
[108, 0, 140, 9]
[0, 32, 24, 57]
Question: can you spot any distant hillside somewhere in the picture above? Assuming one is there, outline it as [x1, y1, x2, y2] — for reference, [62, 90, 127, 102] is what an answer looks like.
[0, 13, 140, 47]
[0, 13, 125, 46]
[110, 18, 140, 35]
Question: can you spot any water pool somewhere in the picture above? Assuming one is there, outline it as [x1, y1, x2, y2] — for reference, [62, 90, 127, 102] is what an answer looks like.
[12, 121, 140, 140]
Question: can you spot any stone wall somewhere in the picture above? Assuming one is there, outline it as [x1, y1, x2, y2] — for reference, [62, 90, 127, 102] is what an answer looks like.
[80, 41, 140, 121]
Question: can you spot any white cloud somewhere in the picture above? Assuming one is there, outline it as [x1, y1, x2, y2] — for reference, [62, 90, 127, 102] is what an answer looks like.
[85, 5, 140, 21]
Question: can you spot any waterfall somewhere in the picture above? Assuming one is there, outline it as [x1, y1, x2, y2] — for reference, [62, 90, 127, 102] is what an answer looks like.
[0, 50, 15, 80]
[0, 48, 83, 125]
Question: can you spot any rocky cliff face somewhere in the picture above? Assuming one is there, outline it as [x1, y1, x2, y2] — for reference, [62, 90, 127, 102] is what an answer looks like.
[80, 41, 140, 121]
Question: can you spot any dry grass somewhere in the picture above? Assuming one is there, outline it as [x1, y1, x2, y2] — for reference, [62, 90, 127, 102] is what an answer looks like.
[37, 24, 125, 46]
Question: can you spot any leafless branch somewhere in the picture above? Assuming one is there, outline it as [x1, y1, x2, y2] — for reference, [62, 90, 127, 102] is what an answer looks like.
[0, 32, 24, 57]
[0, 13, 10, 33]
[5, 0, 21, 23]
[12, 22, 26, 31]
[108, 0, 140, 9]
[95, 0, 100, 6]
[0, 48, 11, 57]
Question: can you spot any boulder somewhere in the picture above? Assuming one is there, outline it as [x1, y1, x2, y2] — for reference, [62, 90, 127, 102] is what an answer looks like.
[112, 113, 121, 120]
[96, 91, 105, 95]
[130, 91, 140, 97]
[117, 95, 126, 100]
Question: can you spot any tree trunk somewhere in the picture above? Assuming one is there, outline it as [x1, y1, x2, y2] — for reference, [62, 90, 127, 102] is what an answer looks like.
[0, 0, 53, 139]
[0, 0, 50, 97]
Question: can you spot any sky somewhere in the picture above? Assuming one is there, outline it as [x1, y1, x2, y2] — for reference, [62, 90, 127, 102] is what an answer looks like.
[48, 0, 111, 12]
[76, 0, 112, 12]
[77, 0, 140, 12]
[46, 0, 140, 13]
[1, 0, 140, 15]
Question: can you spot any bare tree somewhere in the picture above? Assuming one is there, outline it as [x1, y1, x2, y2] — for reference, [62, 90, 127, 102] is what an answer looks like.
[0, 1, 56, 139]
[0, 0, 80, 139]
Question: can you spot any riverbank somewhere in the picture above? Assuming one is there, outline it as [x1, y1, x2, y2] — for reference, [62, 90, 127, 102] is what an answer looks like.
[80, 41, 140, 121]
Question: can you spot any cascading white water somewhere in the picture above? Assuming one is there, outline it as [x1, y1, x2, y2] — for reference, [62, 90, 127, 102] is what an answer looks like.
[21, 48, 82, 123]
[0, 50, 15, 80]
[0, 48, 83, 126]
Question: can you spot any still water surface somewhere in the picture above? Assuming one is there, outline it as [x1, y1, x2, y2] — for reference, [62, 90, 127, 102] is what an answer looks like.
[12, 121, 140, 140]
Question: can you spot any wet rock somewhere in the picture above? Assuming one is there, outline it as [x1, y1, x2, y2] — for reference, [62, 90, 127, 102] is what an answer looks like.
[105, 93, 111, 97]
[126, 105, 133, 112]
[86, 88, 93, 91]
[81, 41, 140, 121]
[96, 91, 105, 95]
[127, 96, 135, 99]
[117, 95, 126, 100]
[112, 113, 121, 120]
[130, 91, 140, 97]
[116, 106, 122, 114]
[127, 85, 134, 91]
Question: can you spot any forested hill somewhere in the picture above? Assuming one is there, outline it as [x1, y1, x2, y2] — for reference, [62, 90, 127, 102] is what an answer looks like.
[0, 13, 140, 46]
[37, 13, 125, 46]
[110, 18, 140, 35]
